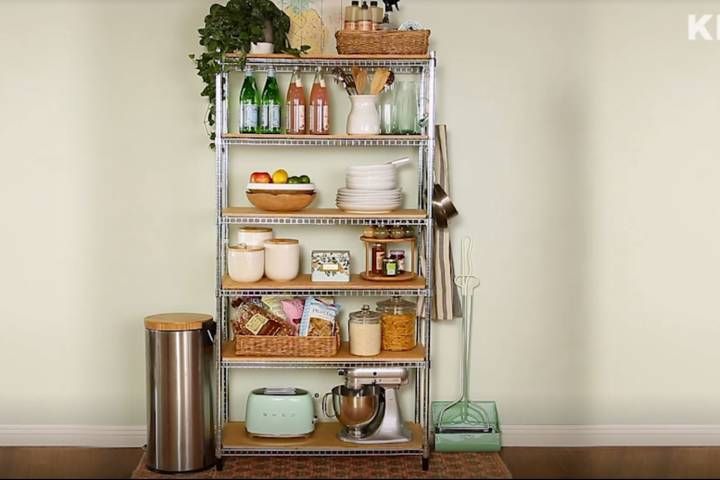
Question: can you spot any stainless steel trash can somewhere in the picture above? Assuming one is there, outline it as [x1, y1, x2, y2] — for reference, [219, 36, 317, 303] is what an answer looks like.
[145, 313, 215, 473]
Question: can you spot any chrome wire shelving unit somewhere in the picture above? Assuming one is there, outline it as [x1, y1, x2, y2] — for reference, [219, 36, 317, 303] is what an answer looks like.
[213, 52, 437, 471]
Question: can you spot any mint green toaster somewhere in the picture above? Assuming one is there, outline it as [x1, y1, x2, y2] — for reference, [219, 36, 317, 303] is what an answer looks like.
[245, 387, 316, 437]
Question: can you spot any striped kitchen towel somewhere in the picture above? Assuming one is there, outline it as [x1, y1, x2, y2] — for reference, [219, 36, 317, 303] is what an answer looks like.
[419, 125, 461, 321]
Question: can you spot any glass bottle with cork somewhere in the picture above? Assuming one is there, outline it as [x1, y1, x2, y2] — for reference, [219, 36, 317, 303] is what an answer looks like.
[239, 66, 259, 133]
[260, 67, 282, 134]
[286, 68, 306, 134]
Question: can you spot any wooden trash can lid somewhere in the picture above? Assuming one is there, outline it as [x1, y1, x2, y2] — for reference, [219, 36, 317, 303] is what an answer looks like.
[144, 313, 213, 332]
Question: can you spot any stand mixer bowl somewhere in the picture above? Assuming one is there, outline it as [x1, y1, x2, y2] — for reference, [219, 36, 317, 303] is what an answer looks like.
[323, 385, 383, 438]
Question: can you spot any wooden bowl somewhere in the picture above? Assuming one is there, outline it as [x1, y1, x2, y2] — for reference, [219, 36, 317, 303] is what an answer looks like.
[246, 191, 316, 212]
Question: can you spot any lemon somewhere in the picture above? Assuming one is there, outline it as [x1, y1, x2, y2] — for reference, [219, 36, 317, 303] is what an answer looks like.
[271, 169, 289, 184]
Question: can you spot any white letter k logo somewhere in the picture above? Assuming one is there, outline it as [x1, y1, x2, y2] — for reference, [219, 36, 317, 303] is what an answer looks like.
[689, 14, 713, 40]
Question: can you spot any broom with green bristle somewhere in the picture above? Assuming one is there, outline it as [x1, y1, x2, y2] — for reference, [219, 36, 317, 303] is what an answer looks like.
[432, 237, 502, 452]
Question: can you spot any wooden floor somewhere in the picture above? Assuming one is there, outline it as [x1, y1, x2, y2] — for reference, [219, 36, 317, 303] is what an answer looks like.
[3, 446, 720, 478]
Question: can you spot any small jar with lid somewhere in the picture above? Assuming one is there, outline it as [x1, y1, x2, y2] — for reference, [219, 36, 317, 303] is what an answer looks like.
[376, 296, 417, 351]
[374, 225, 390, 239]
[349, 305, 382, 356]
[390, 225, 406, 239]
[362, 225, 377, 238]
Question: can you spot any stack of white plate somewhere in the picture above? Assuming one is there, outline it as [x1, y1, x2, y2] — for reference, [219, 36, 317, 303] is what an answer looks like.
[337, 164, 403, 213]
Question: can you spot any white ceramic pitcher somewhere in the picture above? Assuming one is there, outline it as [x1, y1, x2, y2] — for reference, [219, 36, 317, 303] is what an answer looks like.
[347, 95, 381, 135]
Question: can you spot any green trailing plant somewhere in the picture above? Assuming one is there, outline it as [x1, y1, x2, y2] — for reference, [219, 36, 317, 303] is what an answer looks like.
[190, 0, 310, 145]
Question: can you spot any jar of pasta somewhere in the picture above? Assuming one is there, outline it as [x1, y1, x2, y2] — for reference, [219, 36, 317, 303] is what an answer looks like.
[376, 296, 417, 351]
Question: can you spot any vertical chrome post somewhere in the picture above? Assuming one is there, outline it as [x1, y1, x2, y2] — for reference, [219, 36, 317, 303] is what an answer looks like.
[213, 69, 224, 461]
[423, 51, 437, 463]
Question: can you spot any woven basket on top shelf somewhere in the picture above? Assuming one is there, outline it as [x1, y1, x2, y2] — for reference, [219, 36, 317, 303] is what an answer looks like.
[335, 30, 430, 55]
[234, 332, 340, 357]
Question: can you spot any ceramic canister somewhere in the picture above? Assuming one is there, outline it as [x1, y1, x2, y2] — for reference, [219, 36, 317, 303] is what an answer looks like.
[264, 238, 300, 281]
[237, 226, 273, 247]
[227, 244, 264, 283]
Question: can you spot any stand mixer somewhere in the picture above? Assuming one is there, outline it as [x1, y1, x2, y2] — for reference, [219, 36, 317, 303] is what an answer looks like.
[322, 367, 411, 444]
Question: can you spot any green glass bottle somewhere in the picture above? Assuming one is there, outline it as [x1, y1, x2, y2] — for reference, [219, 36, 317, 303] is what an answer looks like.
[260, 67, 282, 134]
[239, 66, 259, 133]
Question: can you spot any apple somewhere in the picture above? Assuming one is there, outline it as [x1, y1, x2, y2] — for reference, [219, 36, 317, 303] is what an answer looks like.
[249, 171, 272, 183]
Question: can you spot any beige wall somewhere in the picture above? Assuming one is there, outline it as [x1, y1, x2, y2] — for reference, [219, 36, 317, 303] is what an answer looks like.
[1, 0, 720, 429]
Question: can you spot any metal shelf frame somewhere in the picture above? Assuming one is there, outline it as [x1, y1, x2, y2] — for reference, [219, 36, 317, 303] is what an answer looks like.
[213, 52, 437, 467]
[222, 134, 428, 147]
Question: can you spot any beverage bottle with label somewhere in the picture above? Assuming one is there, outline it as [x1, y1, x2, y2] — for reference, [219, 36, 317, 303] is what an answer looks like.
[239, 66, 259, 133]
[286, 68, 306, 134]
[308, 68, 330, 135]
[260, 66, 282, 134]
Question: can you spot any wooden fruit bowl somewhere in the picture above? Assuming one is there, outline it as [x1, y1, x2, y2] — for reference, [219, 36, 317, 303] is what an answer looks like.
[246, 191, 316, 212]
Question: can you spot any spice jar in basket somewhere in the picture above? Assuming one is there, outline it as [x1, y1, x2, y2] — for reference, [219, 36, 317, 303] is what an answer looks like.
[376, 296, 417, 351]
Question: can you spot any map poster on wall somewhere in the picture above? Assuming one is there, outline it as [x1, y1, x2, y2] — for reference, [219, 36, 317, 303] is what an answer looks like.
[275, 0, 343, 54]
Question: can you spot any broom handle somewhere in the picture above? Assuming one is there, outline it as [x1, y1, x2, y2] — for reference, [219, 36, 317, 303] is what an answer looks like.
[462, 238, 472, 402]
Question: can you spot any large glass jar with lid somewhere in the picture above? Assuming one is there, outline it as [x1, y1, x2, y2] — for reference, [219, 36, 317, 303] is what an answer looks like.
[376, 296, 417, 351]
[348, 305, 382, 356]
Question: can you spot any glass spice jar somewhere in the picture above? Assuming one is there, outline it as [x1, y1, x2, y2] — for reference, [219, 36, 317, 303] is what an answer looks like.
[374, 225, 389, 239]
[383, 256, 399, 276]
[404, 226, 415, 238]
[363, 225, 376, 238]
[390, 225, 406, 239]
[389, 249, 405, 271]
[371, 243, 385, 274]
[376, 296, 417, 351]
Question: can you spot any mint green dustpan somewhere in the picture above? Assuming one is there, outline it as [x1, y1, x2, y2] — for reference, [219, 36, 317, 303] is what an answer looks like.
[432, 237, 502, 452]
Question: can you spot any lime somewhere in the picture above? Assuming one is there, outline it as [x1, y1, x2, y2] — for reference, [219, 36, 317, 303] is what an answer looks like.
[287, 176, 301, 184]
[299, 175, 310, 184]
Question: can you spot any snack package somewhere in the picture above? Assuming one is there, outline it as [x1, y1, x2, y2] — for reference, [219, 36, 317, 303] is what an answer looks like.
[230, 296, 262, 324]
[261, 296, 292, 320]
[299, 297, 340, 337]
[281, 298, 305, 332]
[233, 303, 295, 337]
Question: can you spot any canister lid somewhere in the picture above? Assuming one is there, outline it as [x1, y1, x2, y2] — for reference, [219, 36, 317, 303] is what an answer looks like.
[349, 305, 381, 324]
[265, 238, 299, 245]
[376, 296, 416, 314]
[238, 226, 273, 233]
[144, 313, 213, 331]
[228, 243, 264, 252]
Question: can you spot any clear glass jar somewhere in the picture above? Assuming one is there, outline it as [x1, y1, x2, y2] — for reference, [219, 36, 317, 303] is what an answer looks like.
[374, 225, 389, 239]
[390, 225, 405, 239]
[349, 305, 382, 356]
[376, 296, 417, 351]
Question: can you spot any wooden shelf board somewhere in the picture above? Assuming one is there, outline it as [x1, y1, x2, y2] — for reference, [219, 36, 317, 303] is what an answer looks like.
[229, 53, 432, 61]
[222, 341, 425, 364]
[223, 207, 426, 220]
[223, 421, 424, 451]
[222, 133, 428, 141]
[222, 273, 426, 291]
[360, 236, 417, 243]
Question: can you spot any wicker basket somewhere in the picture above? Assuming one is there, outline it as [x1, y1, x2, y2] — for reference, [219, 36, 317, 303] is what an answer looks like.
[335, 30, 430, 55]
[234, 332, 340, 357]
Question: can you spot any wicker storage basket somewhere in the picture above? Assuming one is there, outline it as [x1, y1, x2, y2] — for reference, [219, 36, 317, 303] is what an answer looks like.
[335, 30, 430, 55]
[234, 332, 340, 357]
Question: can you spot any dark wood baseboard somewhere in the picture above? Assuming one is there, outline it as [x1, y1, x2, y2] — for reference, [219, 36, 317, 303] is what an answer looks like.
[3, 446, 720, 479]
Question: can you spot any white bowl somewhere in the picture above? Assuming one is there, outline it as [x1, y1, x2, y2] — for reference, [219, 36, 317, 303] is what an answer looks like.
[346, 180, 398, 190]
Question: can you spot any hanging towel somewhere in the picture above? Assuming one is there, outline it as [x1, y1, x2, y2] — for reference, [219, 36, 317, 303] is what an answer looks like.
[419, 125, 462, 321]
